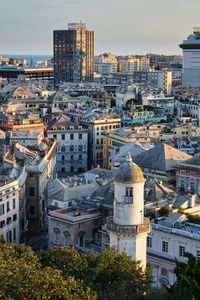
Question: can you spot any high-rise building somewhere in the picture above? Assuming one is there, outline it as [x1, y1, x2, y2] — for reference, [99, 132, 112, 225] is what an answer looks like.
[179, 27, 200, 87]
[53, 22, 94, 85]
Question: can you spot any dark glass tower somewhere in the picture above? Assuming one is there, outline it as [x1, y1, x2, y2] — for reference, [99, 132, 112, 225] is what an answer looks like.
[53, 22, 94, 85]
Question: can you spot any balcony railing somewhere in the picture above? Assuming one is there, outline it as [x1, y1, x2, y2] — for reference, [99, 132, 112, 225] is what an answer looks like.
[106, 217, 151, 235]
[124, 196, 133, 204]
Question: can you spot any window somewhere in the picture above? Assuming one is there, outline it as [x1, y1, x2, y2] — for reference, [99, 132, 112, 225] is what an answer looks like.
[78, 145, 83, 151]
[6, 202, 10, 212]
[30, 206, 35, 215]
[70, 134, 74, 140]
[180, 179, 185, 192]
[0, 204, 4, 215]
[179, 245, 185, 257]
[162, 241, 168, 253]
[125, 187, 133, 197]
[197, 250, 200, 261]
[79, 133, 82, 140]
[70, 166, 74, 173]
[13, 228, 16, 242]
[69, 145, 74, 152]
[68, 201, 72, 207]
[61, 167, 65, 173]
[161, 268, 168, 278]
[190, 181, 195, 193]
[55, 232, 60, 244]
[29, 187, 35, 197]
[62, 134, 65, 140]
[13, 199, 16, 210]
[53, 134, 57, 139]
[6, 231, 12, 243]
[79, 154, 82, 160]
[62, 155, 65, 161]
[13, 213, 17, 221]
[79, 223, 84, 230]
[147, 237, 152, 248]
[29, 173, 34, 178]
[61, 145, 65, 152]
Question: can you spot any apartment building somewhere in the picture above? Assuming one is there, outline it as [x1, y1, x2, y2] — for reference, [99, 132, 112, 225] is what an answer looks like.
[0, 179, 20, 243]
[47, 115, 88, 175]
[80, 109, 121, 168]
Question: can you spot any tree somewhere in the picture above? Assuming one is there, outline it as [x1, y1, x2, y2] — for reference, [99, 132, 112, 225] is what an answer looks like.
[186, 213, 200, 225]
[87, 248, 152, 300]
[159, 204, 170, 217]
[40, 247, 152, 300]
[0, 241, 95, 300]
[167, 253, 200, 300]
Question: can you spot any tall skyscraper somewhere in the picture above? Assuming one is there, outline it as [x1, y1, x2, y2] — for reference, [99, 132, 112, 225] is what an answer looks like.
[179, 27, 200, 88]
[53, 22, 94, 85]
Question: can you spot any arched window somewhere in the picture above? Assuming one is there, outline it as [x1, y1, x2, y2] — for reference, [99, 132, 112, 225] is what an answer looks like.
[53, 227, 60, 244]
[63, 230, 70, 246]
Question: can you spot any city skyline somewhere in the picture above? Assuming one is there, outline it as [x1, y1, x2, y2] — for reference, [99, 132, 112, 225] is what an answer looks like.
[0, 0, 200, 55]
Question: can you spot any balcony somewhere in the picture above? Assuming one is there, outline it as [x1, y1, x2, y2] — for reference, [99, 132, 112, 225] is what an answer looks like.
[124, 196, 133, 204]
[106, 217, 151, 235]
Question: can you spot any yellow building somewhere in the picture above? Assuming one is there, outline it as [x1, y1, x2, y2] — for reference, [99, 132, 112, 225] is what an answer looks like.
[103, 127, 154, 170]
[172, 123, 200, 138]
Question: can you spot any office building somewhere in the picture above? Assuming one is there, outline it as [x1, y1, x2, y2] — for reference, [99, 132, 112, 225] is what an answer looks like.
[54, 22, 94, 85]
[180, 27, 200, 87]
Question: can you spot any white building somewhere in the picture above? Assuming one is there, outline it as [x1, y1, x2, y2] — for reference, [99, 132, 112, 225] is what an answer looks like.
[104, 153, 151, 269]
[147, 213, 200, 288]
[94, 53, 118, 74]
[180, 27, 200, 88]
[80, 109, 121, 168]
[0, 179, 20, 243]
[147, 70, 172, 95]
[9, 130, 44, 147]
[116, 86, 139, 108]
[47, 115, 88, 175]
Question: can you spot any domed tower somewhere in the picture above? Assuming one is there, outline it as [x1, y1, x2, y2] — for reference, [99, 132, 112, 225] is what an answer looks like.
[106, 153, 151, 269]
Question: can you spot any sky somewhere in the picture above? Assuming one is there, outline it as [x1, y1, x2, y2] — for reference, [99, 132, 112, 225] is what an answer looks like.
[0, 0, 200, 56]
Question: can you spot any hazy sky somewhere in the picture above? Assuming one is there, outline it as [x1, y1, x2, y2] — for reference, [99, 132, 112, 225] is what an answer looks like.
[0, 0, 200, 56]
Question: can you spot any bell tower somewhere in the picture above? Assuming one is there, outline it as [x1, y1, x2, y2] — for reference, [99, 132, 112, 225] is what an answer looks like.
[106, 153, 151, 269]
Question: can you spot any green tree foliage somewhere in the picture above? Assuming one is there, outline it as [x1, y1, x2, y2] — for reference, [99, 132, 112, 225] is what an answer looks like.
[0, 239, 153, 300]
[167, 252, 200, 300]
[0, 241, 95, 300]
[159, 204, 170, 217]
[40, 247, 152, 300]
[186, 213, 200, 225]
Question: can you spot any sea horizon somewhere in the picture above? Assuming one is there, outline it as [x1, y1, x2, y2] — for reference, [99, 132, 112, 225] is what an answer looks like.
[0, 54, 53, 64]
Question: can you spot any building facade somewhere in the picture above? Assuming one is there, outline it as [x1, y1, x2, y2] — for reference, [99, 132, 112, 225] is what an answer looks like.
[80, 110, 121, 168]
[147, 214, 200, 288]
[180, 27, 200, 88]
[0, 179, 20, 243]
[54, 22, 94, 85]
[47, 115, 88, 175]
[48, 205, 102, 249]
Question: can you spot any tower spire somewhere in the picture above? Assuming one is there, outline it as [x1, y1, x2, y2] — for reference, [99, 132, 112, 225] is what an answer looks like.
[127, 152, 132, 162]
